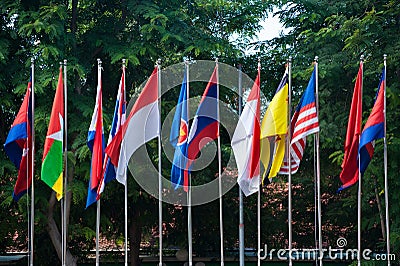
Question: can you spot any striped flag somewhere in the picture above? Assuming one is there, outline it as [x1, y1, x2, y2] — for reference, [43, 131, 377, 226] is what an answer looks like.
[279, 67, 319, 174]
[97, 69, 126, 199]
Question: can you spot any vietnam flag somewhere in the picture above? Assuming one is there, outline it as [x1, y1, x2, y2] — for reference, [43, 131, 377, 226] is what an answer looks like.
[41, 67, 64, 200]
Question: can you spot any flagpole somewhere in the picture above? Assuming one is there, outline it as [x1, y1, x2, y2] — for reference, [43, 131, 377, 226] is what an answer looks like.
[257, 58, 261, 266]
[122, 58, 128, 266]
[94, 58, 102, 266]
[63, 59, 68, 266]
[215, 58, 224, 266]
[383, 54, 390, 266]
[156, 58, 163, 266]
[186, 59, 193, 266]
[287, 56, 293, 266]
[314, 56, 323, 266]
[357, 55, 364, 266]
[237, 64, 245, 266]
[29, 58, 35, 266]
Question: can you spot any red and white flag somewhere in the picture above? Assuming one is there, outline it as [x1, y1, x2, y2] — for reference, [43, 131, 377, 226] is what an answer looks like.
[231, 66, 260, 196]
[106, 67, 160, 185]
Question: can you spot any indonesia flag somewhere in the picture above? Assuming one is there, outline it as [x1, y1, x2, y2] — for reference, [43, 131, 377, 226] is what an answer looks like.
[4, 80, 33, 201]
[106, 67, 160, 185]
[279, 67, 319, 174]
[359, 69, 385, 175]
[231, 66, 260, 196]
[97, 69, 126, 198]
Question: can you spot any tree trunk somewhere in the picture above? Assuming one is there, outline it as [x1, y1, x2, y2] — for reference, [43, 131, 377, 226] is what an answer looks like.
[373, 175, 386, 241]
[46, 157, 77, 266]
[129, 207, 142, 266]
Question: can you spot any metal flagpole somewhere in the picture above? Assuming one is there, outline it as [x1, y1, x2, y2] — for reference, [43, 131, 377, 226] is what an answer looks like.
[314, 56, 323, 266]
[357, 55, 364, 266]
[186, 59, 193, 266]
[29, 58, 35, 266]
[63, 59, 68, 266]
[215, 58, 225, 266]
[257, 185, 261, 266]
[383, 54, 390, 266]
[287, 56, 293, 266]
[60, 61, 65, 266]
[122, 59, 128, 266]
[157, 58, 163, 266]
[95, 58, 102, 266]
[257, 59, 261, 266]
[237, 64, 245, 266]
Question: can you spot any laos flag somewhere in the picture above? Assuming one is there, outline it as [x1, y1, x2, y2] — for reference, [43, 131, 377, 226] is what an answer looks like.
[170, 72, 189, 190]
[4, 80, 33, 201]
[359, 69, 385, 175]
[186, 67, 219, 185]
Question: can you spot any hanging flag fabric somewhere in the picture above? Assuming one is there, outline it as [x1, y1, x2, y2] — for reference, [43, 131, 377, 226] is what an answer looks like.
[231, 67, 260, 196]
[359, 69, 385, 176]
[106, 67, 160, 185]
[97, 70, 126, 199]
[279, 67, 319, 174]
[86, 73, 104, 208]
[186, 66, 219, 186]
[41, 68, 64, 200]
[4, 80, 33, 201]
[260, 68, 288, 181]
[339, 62, 363, 191]
[170, 72, 189, 190]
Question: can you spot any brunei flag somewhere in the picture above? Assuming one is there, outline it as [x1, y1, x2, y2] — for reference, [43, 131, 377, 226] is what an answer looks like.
[41, 67, 64, 200]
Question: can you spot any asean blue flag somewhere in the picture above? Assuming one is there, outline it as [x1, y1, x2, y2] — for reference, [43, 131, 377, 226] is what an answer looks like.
[170, 72, 189, 190]
[359, 69, 385, 175]
[186, 67, 219, 186]
[4, 80, 33, 201]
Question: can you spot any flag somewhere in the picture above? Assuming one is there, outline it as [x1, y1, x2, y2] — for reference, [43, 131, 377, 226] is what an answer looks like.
[339, 62, 363, 190]
[186, 66, 219, 187]
[170, 72, 189, 189]
[359, 68, 385, 175]
[4, 80, 33, 201]
[97, 69, 126, 199]
[260, 67, 289, 181]
[279, 67, 319, 174]
[41, 67, 64, 200]
[86, 72, 104, 208]
[231, 66, 260, 196]
[106, 67, 160, 185]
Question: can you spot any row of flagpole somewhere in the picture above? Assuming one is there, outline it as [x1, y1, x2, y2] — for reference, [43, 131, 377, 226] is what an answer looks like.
[3, 55, 391, 266]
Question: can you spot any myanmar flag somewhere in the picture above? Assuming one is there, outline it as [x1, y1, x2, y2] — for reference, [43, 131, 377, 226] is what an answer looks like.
[41, 67, 64, 200]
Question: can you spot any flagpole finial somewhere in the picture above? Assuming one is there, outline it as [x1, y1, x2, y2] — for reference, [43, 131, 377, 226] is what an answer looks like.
[384, 54, 387, 61]
[64, 59, 67, 66]
[360, 55, 364, 62]
[215, 58, 219, 63]
[60, 61, 63, 67]
[122, 58, 126, 65]
[31, 58, 34, 64]
[157, 58, 162, 66]
[314, 56, 319, 63]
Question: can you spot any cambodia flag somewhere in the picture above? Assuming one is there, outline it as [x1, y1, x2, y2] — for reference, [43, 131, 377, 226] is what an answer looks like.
[186, 66, 219, 182]
[97, 69, 126, 199]
[4, 80, 33, 201]
[87, 75, 104, 208]
[339, 62, 363, 191]
[359, 69, 385, 175]
[170, 72, 189, 190]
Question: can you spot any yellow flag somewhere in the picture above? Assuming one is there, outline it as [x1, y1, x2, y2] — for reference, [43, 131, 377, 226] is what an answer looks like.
[260, 69, 288, 181]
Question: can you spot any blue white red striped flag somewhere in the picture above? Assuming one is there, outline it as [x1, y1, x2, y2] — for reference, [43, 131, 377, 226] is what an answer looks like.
[279, 67, 319, 174]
